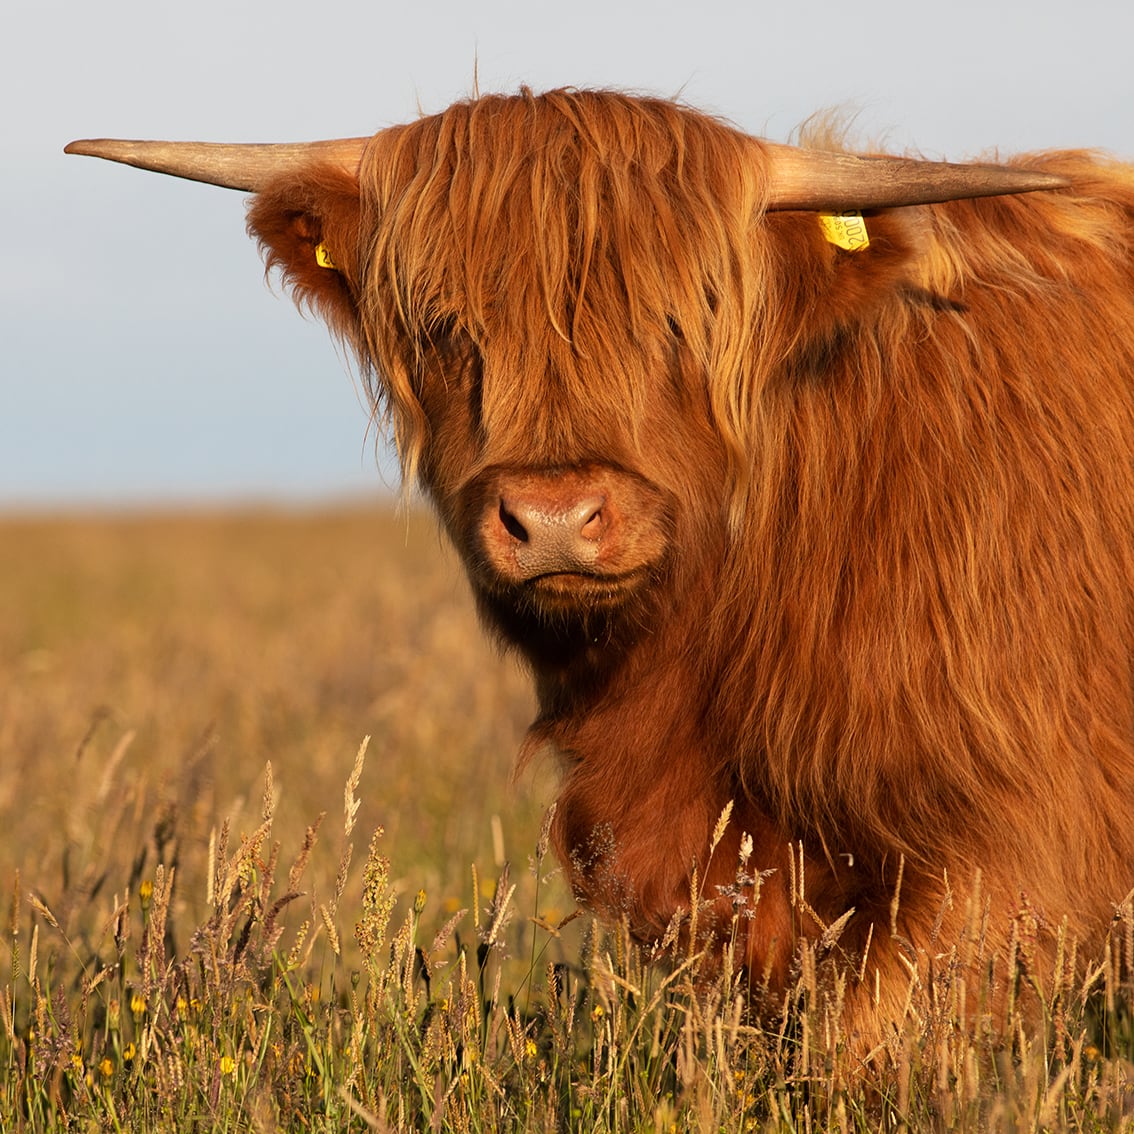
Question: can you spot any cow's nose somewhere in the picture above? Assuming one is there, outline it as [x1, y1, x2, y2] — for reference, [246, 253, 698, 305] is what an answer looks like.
[497, 492, 607, 574]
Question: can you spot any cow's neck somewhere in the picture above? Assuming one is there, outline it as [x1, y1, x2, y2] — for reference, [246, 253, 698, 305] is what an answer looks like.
[519, 585, 764, 944]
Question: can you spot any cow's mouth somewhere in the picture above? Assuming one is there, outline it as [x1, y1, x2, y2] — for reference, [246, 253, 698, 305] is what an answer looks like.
[487, 563, 655, 615]
[519, 567, 653, 611]
[471, 562, 661, 661]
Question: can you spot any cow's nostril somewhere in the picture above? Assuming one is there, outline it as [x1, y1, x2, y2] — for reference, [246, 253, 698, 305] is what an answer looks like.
[577, 501, 605, 541]
[499, 499, 529, 543]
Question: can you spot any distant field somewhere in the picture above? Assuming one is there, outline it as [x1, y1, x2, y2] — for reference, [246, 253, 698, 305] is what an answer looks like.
[0, 505, 570, 977]
[1, 506, 1130, 1131]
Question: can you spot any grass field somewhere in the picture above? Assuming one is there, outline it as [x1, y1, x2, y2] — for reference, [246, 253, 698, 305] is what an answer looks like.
[1, 504, 1131, 1131]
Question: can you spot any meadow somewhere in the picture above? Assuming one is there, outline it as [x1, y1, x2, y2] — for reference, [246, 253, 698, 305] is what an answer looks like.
[0, 504, 1130, 1131]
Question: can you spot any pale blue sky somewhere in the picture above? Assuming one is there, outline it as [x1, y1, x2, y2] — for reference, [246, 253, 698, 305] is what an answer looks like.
[5, 0, 1132, 508]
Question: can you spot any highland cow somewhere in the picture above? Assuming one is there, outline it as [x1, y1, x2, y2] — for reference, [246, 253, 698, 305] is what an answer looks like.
[68, 88, 1134, 1054]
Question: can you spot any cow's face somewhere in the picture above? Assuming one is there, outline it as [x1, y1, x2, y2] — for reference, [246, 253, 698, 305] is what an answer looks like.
[248, 129, 766, 672]
[245, 98, 933, 678]
[400, 313, 734, 670]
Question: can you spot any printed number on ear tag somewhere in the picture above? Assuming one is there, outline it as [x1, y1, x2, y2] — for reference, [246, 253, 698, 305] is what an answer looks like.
[818, 212, 870, 253]
[315, 242, 337, 270]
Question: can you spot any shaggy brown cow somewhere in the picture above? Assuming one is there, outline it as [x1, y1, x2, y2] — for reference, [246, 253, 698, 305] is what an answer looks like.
[68, 88, 1134, 1054]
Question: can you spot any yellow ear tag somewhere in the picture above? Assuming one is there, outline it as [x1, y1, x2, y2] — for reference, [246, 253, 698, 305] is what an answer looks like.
[314, 242, 337, 270]
[818, 212, 870, 253]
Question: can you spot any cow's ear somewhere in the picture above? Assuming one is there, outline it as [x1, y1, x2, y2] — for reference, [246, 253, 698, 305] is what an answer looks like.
[763, 209, 919, 371]
[246, 164, 364, 349]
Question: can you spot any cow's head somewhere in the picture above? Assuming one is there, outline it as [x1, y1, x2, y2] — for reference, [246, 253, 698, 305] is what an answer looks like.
[67, 90, 1065, 675]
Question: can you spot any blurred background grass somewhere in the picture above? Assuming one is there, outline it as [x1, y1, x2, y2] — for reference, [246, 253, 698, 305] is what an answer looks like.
[0, 504, 574, 975]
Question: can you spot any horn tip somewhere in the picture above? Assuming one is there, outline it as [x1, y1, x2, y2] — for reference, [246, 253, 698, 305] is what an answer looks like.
[64, 139, 133, 160]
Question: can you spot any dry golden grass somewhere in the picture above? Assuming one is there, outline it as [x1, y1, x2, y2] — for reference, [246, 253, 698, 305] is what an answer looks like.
[0, 506, 551, 924]
[0, 504, 1131, 1131]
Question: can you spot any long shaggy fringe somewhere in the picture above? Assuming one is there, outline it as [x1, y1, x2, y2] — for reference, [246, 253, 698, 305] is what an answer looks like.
[352, 89, 781, 491]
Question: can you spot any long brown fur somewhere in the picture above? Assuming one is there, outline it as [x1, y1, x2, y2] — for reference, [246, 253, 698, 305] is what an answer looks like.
[247, 88, 1134, 1055]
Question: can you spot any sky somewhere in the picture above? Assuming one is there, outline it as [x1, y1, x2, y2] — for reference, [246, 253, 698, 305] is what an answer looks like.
[4, 0, 1133, 510]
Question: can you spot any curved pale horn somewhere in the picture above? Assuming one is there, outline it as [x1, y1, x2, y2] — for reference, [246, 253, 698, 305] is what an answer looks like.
[63, 138, 370, 192]
[762, 143, 1069, 211]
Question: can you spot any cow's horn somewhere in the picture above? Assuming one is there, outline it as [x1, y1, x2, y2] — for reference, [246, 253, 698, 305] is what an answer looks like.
[763, 143, 1069, 211]
[64, 135, 1070, 207]
[63, 138, 370, 192]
